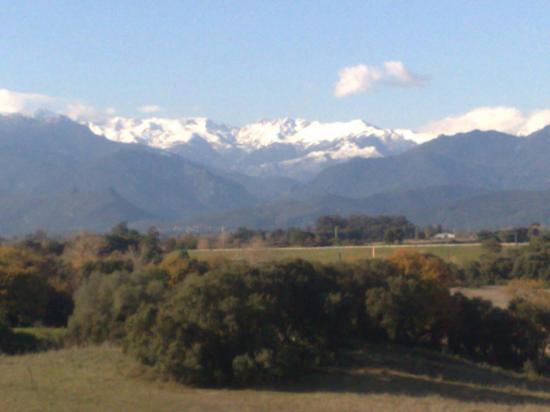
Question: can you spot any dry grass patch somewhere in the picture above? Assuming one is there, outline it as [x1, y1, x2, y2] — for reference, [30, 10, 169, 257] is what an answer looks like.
[189, 243, 491, 265]
[451, 285, 511, 308]
[1, 343, 550, 411]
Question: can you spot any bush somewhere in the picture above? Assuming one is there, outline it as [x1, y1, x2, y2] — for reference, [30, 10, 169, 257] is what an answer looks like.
[68, 268, 169, 343]
[511, 252, 550, 280]
[80, 259, 134, 278]
[323, 259, 396, 339]
[366, 275, 452, 346]
[388, 250, 454, 285]
[125, 260, 344, 385]
[0, 247, 52, 326]
[159, 250, 209, 285]
[448, 293, 544, 368]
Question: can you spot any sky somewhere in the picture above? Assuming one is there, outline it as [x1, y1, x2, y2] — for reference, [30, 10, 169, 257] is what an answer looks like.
[1, 0, 549, 133]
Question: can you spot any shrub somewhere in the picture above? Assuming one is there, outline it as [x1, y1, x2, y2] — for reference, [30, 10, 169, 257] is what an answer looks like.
[125, 260, 344, 385]
[67, 268, 169, 343]
[366, 274, 452, 346]
[323, 259, 396, 339]
[0, 247, 52, 326]
[448, 293, 544, 368]
[159, 250, 209, 285]
[388, 250, 454, 286]
[80, 259, 134, 278]
[511, 252, 550, 280]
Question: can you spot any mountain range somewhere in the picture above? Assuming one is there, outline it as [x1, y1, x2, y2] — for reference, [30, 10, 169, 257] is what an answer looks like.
[89, 117, 423, 180]
[0, 115, 253, 235]
[1, 113, 550, 235]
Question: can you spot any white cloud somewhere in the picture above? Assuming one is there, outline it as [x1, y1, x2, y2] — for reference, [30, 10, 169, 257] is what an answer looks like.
[420, 106, 550, 137]
[383, 61, 426, 87]
[64, 102, 116, 122]
[519, 109, 550, 135]
[0, 88, 56, 114]
[0, 87, 117, 122]
[138, 105, 163, 114]
[334, 65, 383, 97]
[334, 61, 426, 97]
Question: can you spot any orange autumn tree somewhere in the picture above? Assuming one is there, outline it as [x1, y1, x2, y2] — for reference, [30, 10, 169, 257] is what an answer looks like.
[159, 250, 208, 285]
[366, 249, 456, 345]
[388, 249, 454, 286]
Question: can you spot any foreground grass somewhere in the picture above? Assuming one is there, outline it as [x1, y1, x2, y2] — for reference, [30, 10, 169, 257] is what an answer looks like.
[1, 343, 550, 411]
[189, 243, 524, 265]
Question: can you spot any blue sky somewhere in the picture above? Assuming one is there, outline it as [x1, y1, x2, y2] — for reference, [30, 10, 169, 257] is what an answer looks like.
[1, 0, 549, 130]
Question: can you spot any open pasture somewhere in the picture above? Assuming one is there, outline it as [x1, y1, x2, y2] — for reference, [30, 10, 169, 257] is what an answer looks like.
[189, 243, 523, 265]
[1, 343, 549, 412]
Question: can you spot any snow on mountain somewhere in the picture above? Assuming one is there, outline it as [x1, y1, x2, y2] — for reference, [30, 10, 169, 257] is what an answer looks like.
[88, 116, 421, 179]
[235, 118, 410, 148]
[89, 117, 235, 149]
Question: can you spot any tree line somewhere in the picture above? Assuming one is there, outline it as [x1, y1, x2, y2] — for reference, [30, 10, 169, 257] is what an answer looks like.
[178, 215, 428, 249]
[1, 223, 550, 385]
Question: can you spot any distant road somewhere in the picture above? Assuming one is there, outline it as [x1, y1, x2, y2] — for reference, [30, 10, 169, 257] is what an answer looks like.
[189, 242, 527, 264]
[192, 242, 524, 253]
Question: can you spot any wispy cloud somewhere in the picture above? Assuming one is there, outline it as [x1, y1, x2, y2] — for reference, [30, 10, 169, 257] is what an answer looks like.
[138, 105, 163, 114]
[0, 88, 57, 114]
[420, 106, 550, 137]
[65, 102, 116, 122]
[0, 87, 116, 122]
[334, 61, 427, 97]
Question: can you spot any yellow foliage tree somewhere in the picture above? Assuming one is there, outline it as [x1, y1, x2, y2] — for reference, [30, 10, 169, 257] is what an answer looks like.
[159, 251, 207, 285]
[0, 247, 51, 325]
[389, 250, 454, 286]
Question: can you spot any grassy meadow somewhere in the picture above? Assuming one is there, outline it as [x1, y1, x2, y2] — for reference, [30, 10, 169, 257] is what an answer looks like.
[189, 243, 524, 265]
[2, 342, 550, 412]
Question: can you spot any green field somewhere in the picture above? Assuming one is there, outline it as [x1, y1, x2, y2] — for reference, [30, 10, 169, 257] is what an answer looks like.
[1, 343, 549, 412]
[189, 243, 523, 265]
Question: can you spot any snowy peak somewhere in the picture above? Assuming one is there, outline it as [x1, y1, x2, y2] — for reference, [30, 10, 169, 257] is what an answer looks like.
[91, 116, 420, 150]
[234, 118, 409, 149]
[87, 116, 421, 179]
[89, 116, 235, 150]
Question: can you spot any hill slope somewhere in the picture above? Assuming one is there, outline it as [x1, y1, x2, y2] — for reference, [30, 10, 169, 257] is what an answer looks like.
[302, 127, 550, 198]
[2, 344, 549, 411]
[183, 185, 550, 231]
[0, 115, 255, 235]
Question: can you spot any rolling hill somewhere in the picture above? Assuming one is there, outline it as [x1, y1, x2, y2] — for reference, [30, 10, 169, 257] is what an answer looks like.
[181, 185, 550, 231]
[0, 115, 255, 235]
[2, 113, 550, 235]
[302, 127, 550, 198]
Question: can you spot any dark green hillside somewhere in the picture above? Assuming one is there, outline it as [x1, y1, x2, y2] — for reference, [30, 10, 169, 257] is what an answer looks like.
[0, 190, 152, 235]
[0, 115, 255, 235]
[302, 128, 550, 199]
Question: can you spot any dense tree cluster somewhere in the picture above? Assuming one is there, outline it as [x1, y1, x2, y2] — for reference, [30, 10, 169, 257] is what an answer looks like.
[2, 223, 550, 384]
[188, 214, 419, 249]
[461, 235, 550, 285]
[0, 245, 72, 327]
[66, 247, 550, 384]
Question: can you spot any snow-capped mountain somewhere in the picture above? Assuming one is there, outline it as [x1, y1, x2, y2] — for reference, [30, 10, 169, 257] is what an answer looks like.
[89, 117, 236, 149]
[89, 117, 424, 180]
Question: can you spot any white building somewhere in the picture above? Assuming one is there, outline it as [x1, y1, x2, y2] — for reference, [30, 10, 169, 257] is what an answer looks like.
[432, 232, 456, 240]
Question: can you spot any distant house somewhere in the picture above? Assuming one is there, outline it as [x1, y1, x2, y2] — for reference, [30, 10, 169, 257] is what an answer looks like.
[432, 232, 456, 240]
